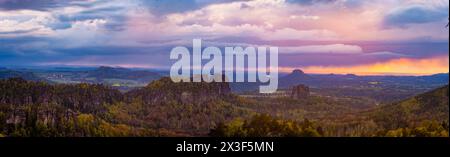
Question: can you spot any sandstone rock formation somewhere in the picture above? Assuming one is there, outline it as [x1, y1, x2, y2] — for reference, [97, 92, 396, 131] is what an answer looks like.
[290, 84, 310, 99]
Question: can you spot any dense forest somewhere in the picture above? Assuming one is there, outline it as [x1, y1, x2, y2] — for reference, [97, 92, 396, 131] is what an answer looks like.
[0, 77, 248, 136]
[211, 85, 449, 137]
[0, 77, 448, 137]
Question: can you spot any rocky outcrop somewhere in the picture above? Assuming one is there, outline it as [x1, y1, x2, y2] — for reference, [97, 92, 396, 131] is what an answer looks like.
[279, 69, 313, 89]
[1, 78, 123, 111]
[6, 107, 77, 126]
[126, 77, 232, 105]
[290, 84, 310, 99]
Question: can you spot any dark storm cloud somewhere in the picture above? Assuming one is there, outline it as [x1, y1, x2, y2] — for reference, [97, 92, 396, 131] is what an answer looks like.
[383, 5, 449, 28]
[142, 0, 249, 15]
[55, 5, 128, 31]
[0, 29, 38, 35]
[0, 36, 176, 67]
[0, 0, 85, 10]
[0, 0, 127, 30]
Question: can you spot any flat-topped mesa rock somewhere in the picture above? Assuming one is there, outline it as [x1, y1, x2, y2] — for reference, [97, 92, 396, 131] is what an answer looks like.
[127, 77, 232, 105]
[290, 84, 310, 99]
[292, 69, 305, 75]
[279, 69, 313, 88]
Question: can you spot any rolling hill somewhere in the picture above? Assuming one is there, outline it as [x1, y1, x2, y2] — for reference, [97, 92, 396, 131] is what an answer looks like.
[0, 69, 44, 81]
[372, 85, 449, 130]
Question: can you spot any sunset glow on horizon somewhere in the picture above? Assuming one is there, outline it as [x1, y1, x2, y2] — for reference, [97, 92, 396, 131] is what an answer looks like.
[280, 55, 449, 76]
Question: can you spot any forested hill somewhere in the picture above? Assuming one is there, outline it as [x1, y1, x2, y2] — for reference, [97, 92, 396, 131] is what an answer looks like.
[0, 78, 132, 137]
[325, 85, 449, 137]
[0, 77, 246, 137]
[372, 85, 449, 131]
[0, 78, 123, 113]
[210, 85, 449, 137]
[0, 69, 44, 82]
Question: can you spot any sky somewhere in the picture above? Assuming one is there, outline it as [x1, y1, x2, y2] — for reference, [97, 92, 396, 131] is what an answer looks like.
[0, 0, 449, 75]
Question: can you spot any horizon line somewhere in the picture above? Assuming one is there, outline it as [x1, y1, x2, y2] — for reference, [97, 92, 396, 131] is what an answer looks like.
[1, 65, 449, 77]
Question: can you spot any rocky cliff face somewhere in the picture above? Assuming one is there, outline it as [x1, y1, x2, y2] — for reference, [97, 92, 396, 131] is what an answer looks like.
[0, 77, 239, 136]
[0, 78, 123, 112]
[290, 84, 310, 99]
[126, 77, 232, 105]
[0, 78, 123, 126]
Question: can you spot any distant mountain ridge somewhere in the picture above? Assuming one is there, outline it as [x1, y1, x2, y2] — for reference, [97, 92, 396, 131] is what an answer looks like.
[87, 66, 162, 82]
[0, 68, 44, 81]
[1, 67, 448, 97]
[279, 69, 449, 88]
[0, 66, 164, 91]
